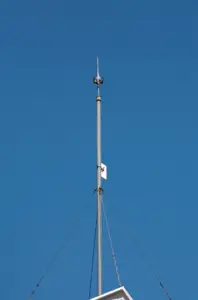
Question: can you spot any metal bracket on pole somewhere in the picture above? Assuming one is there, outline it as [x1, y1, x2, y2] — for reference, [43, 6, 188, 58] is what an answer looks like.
[93, 186, 104, 195]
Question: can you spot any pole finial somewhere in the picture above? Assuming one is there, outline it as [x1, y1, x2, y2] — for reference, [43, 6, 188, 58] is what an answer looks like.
[93, 57, 104, 85]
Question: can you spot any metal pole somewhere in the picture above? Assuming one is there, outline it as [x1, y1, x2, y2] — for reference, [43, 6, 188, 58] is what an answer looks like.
[96, 87, 102, 296]
[93, 57, 103, 296]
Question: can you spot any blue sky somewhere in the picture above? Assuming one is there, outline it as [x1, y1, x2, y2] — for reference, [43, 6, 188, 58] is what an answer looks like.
[0, 0, 197, 299]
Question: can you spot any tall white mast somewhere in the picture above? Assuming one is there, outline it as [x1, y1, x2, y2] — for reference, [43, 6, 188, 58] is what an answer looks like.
[93, 57, 104, 296]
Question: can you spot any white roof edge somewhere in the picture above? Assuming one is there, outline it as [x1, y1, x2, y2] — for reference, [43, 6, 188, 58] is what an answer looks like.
[90, 286, 133, 300]
[121, 286, 133, 300]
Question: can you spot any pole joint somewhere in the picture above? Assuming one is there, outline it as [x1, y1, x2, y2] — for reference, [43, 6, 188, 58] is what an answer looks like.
[96, 95, 101, 102]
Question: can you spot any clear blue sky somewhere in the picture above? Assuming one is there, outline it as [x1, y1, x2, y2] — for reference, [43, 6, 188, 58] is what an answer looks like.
[0, 0, 197, 299]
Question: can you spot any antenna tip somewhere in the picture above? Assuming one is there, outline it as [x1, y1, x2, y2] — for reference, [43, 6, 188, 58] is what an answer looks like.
[93, 56, 103, 85]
